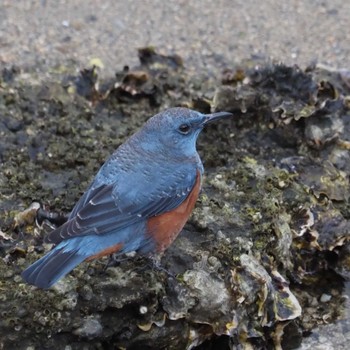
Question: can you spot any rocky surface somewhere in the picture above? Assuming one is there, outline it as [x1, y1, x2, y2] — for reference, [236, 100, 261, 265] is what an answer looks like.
[0, 49, 350, 349]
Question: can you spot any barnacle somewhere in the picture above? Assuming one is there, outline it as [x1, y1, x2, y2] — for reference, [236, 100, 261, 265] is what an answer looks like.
[1, 54, 350, 349]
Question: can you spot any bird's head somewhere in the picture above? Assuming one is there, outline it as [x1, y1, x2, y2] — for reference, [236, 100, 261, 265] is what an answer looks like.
[139, 108, 233, 157]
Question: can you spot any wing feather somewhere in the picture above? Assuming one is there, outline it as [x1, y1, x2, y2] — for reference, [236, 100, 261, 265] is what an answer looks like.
[46, 169, 199, 244]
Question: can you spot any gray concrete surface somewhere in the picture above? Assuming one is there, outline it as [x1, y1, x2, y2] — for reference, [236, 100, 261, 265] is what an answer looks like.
[1, 0, 350, 75]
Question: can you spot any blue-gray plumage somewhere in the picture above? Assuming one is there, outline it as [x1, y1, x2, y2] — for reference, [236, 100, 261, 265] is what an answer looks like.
[22, 108, 232, 288]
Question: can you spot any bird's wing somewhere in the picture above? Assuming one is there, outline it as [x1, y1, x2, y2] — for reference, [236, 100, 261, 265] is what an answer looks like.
[45, 166, 199, 244]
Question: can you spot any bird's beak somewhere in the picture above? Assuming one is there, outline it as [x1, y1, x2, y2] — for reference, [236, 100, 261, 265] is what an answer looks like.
[202, 111, 233, 126]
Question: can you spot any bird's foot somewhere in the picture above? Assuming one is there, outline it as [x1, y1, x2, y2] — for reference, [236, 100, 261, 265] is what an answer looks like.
[146, 255, 175, 278]
[102, 252, 132, 271]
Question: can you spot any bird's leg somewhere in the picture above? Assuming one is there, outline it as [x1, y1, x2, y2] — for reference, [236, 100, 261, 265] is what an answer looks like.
[102, 252, 133, 271]
[101, 251, 175, 279]
[146, 254, 175, 278]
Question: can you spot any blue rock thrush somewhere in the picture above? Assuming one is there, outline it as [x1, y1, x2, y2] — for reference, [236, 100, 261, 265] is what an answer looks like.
[21, 107, 232, 289]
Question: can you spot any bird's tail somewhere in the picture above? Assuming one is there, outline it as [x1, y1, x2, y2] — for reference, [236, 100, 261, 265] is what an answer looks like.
[21, 246, 87, 289]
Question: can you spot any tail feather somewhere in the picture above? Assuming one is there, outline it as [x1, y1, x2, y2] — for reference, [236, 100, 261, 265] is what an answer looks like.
[21, 247, 87, 289]
[21, 226, 142, 289]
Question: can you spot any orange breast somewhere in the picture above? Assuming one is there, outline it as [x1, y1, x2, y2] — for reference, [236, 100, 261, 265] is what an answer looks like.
[147, 171, 201, 252]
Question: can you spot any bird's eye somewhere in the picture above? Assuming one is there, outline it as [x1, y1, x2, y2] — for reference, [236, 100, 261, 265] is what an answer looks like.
[178, 123, 191, 134]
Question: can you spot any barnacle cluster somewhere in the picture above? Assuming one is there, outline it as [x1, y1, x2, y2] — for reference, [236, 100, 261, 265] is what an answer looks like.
[1, 51, 349, 349]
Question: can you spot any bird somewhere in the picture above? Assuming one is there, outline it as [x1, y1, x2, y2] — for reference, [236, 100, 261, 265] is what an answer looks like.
[21, 107, 233, 289]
